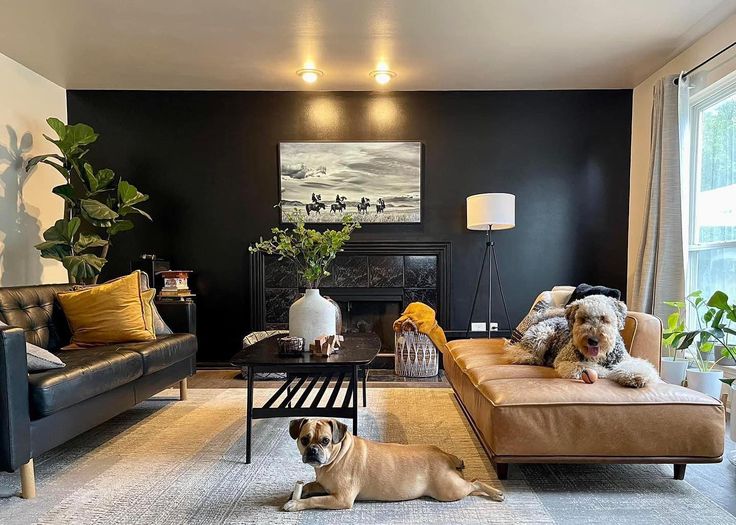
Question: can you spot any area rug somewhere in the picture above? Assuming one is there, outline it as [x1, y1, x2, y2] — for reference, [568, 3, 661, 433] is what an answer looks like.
[0, 388, 733, 524]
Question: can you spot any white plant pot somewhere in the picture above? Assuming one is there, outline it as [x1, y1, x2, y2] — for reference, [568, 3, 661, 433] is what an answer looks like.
[686, 368, 724, 399]
[660, 357, 689, 386]
[288, 289, 337, 349]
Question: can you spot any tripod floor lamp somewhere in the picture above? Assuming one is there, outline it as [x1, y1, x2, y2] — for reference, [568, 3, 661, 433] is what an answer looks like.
[466, 193, 515, 338]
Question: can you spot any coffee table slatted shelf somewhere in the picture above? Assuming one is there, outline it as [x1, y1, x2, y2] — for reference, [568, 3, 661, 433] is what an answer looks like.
[231, 333, 380, 463]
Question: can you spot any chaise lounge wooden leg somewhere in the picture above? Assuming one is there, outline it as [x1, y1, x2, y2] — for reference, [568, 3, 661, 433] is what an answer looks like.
[20, 459, 36, 499]
[179, 378, 188, 401]
[673, 464, 686, 480]
[493, 461, 509, 480]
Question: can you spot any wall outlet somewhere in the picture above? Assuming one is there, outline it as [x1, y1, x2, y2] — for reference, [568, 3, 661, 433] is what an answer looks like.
[471, 322, 486, 332]
[489, 322, 499, 332]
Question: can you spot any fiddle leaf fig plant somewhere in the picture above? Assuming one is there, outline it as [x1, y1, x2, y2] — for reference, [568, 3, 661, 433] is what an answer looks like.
[249, 210, 360, 288]
[26, 118, 152, 284]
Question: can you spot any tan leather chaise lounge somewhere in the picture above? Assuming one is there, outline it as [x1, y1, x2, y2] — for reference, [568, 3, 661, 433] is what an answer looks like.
[443, 311, 725, 480]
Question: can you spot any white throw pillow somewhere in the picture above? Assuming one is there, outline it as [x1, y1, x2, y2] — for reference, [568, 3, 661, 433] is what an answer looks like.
[0, 321, 65, 372]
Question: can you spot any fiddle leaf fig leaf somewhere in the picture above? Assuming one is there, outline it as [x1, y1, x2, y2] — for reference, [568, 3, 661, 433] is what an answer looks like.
[80, 199, 119, 221]
[108, 220, 134, 235]
[74, 233, 108, 252]
[43, 218, 80, 244]
[119, 205, 152, 221]
[46, 117, 67, 139]
[52, 184, 75, 205]
[62, 254, 106, 282]
[36, 241, 72, 262]
[83, 163, 99, 192]
[118, 180, 149, 206]
[96, 168, 115, 190]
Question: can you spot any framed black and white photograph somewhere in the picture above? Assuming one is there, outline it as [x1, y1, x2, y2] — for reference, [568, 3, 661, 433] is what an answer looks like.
[279, 141, 422, 223]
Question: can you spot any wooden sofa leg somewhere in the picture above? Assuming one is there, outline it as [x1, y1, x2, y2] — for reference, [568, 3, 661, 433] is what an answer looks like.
[20, 459, 36, 499]
[179, 378, 189, 401]
[673, 464, 686, 480]
[493, 462, 509, 480]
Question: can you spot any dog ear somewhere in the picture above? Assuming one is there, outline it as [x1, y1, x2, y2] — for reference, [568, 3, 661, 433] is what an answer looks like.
[329, 419, 348, 443]
[565, 301, 579, 327]
[289, 418, 308, 440]
[613, 299, 628, 330]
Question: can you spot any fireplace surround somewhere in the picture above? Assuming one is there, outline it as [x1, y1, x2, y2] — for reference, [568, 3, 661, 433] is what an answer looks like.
[249, 241, 451, 362]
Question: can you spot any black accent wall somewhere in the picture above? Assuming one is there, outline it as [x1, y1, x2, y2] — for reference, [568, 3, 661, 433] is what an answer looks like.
[67, 90, 632, 365]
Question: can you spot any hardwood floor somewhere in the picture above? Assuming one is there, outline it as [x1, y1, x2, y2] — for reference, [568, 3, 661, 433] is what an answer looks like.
[188, 369, 735, 516]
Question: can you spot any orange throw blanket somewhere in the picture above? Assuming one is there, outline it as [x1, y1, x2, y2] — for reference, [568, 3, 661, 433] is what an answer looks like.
[392, 302, 447, 351]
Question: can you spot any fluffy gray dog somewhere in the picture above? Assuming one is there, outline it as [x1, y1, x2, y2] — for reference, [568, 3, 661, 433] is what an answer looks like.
[506, 295, 659, 388]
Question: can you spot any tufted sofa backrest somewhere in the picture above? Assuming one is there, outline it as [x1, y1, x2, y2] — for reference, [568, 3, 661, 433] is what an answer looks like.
[0, 284, 76, 351]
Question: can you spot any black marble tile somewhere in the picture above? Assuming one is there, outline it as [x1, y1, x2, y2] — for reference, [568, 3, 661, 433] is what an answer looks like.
[264, 257, 297, 288]
[404, 256, 437, 288]
[333, 256, 369, 287]
[404, 288, 438, 311]
[265, 288, 297, 324]
[368, 256, 404, 287]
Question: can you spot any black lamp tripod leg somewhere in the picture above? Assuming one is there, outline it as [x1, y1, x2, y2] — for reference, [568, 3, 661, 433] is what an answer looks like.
[466, 237, 490, 338]
[490, 241, 512, 335]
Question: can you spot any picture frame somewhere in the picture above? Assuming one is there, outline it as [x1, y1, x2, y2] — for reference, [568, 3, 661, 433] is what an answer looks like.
[278, 141, 423, 224]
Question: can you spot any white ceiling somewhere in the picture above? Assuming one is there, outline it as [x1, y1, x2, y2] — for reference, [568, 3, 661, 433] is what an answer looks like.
[1, 0, 735, 90]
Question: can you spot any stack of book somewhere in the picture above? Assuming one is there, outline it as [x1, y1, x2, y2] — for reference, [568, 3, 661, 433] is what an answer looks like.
[157, 270, 195, 301]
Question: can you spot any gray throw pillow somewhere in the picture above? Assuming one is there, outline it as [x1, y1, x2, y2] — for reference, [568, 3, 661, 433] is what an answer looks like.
[0, 321, 65, 372]
[138, 272, 174, 336]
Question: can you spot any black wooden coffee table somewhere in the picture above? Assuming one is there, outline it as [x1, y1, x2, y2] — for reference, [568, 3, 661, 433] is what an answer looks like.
[230, 333, 380, 464]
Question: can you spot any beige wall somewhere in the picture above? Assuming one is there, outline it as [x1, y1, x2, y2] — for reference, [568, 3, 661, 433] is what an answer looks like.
[628, 13, 736, 299]
[0, 52, 67, 285]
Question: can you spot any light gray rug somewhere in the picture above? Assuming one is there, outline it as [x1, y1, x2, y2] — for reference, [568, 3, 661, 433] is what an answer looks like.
[0, 388, 733, 524]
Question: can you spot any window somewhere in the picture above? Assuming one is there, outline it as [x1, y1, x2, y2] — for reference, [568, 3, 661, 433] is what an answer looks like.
[687, 73, 736, 303]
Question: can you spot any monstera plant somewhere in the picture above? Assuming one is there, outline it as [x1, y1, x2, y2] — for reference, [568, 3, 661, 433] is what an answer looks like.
[26, 118, 151, 284]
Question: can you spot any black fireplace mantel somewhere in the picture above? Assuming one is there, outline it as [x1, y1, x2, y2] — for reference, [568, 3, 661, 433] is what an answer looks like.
[249, 240, 451, 331]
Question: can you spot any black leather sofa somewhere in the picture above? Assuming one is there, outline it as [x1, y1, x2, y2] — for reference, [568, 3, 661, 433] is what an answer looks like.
[0, 284, 197, 499]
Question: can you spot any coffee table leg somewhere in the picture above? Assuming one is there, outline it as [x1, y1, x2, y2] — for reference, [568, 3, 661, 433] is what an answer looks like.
[352, 365, 359, 435]
[246, 366, 254, 464]
[362, 366, 367, 407]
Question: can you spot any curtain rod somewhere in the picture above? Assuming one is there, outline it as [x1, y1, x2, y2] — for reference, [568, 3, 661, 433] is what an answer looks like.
[674, 40, 736, 85]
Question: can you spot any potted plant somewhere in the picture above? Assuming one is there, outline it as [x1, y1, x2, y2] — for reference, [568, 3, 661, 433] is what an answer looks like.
[660, 300, 689, 385]
[25, 118, 152, 284]
[250, 211, 360, 347]
[665, 290, 736, 399]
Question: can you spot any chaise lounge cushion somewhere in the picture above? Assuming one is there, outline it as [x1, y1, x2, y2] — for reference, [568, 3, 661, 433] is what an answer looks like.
[28, 347, 144, 419]
[119, 334, 198, 375]
[474, 377, 724, 460]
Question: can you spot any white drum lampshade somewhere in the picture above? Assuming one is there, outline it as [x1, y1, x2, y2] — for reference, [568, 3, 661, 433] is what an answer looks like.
[466, 193, 515, 231]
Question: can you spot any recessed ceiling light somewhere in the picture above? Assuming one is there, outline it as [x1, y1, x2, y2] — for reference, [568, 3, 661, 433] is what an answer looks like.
[369, 69, 396, 86]
[297, 68, 324, 84]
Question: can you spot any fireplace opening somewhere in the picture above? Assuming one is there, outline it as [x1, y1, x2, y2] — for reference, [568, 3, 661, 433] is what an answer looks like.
[323, 289, 403, 355]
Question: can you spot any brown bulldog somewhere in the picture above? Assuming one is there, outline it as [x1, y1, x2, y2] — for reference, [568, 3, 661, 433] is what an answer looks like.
[283, 418, 504, 511]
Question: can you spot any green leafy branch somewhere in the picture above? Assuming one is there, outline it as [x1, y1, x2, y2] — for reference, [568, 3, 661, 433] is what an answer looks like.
[249, 210, 360, 288]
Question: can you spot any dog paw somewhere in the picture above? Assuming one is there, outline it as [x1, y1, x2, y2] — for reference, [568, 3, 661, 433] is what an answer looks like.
[283, 500, 303, 512]
[490, 490, 505, 502]
[623, 375, 648, 388]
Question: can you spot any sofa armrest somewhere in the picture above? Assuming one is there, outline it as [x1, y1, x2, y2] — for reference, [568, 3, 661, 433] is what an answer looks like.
[623, 312, 663, 372]
[0, 326, 31, 472]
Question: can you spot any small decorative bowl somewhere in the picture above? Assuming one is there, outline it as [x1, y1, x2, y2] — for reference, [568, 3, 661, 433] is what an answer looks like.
[277, 336, 304, 355]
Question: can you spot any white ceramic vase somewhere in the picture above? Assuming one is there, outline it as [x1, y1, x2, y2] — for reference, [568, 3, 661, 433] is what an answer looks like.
[660, 357, 689, 386]
[686, 368, 724, 399]
[289, 289, 336, 349]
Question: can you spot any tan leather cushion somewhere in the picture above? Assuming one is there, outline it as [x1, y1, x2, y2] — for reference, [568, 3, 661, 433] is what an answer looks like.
[446, 338, 506, 356]
[473, 378, 724, 459]
[467, 364, 559, 385]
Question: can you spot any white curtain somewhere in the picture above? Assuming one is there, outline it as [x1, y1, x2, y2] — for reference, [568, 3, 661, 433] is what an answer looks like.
[630, 74, 688, 319]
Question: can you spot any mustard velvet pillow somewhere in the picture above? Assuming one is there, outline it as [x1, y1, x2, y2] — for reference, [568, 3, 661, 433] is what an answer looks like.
[57, 271, 156, 345]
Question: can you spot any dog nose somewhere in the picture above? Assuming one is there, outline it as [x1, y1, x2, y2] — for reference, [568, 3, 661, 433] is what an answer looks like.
[587, 337, 599, 346]
[306, 445, 320, 456]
